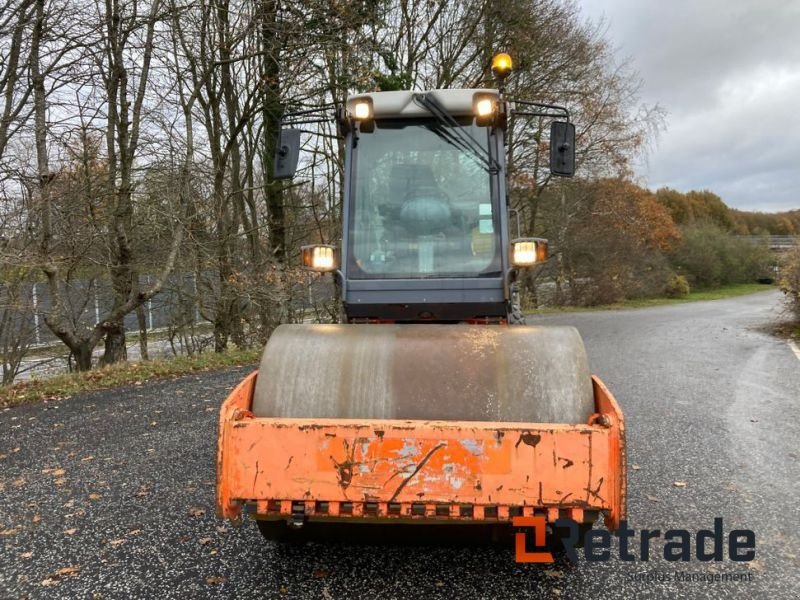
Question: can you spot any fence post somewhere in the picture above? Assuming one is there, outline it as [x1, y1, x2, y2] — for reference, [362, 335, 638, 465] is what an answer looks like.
[32, 282, 41, 344]
[147, 274, 153, 330]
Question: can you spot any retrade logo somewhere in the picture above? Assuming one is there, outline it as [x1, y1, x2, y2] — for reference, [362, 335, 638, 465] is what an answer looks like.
[513, 517, 756, 564]
[513, 516, 554, 563]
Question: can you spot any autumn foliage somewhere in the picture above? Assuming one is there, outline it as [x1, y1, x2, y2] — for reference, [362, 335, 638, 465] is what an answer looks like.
[530, 177, 774, 306]
[780, 246, 800, 322]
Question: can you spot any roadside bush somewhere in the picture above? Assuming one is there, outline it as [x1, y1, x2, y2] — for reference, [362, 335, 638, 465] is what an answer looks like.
[664, 274, 690, 298]
[669, 223, 771, 288]
[540, 178, 679, 306]
[779, 246, 800, 322]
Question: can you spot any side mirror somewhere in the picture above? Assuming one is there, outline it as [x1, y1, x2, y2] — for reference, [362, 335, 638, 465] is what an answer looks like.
[549, 121, 575, 177]
[273, 128, 301, 180]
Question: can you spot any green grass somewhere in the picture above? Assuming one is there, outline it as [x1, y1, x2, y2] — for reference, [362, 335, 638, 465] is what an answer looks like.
[527, 283, 775, 314]
[0, 347, 261, 408]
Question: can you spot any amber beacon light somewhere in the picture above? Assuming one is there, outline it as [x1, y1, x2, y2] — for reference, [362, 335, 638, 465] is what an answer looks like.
[491, 53, 513, 78]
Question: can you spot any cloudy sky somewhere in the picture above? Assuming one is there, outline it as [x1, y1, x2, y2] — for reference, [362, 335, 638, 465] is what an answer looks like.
[578, 0, 800, 212]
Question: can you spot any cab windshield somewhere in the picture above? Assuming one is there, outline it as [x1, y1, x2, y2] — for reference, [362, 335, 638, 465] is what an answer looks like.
[348, 118, 500, 279]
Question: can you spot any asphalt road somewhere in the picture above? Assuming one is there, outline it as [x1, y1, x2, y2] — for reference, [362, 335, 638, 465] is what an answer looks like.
[1, 289, 798, 599]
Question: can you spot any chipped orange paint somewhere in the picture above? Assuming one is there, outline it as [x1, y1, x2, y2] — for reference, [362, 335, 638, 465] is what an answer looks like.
[217, 372, 626, 530]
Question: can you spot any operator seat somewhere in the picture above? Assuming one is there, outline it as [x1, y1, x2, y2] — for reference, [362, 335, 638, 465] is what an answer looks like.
[388, 163, 452, 236]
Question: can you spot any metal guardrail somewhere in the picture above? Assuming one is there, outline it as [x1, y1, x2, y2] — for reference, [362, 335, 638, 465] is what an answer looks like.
[737, 235, 799, 250]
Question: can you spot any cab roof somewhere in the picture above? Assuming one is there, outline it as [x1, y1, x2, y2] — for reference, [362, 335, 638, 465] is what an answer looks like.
[346, 89, 499, 119]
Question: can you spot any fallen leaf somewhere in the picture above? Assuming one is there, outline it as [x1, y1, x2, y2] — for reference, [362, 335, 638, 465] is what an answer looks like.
[0, 454, 6, 460]
[56, 566, 81, 576]
[198, 537, 214, 545]
[646, 495, 660, 502]
[129, 529, 142, 535]
[189, 506, 206, 518]
[746, 560, 766, 572]
[65, 529, 77, 535]
[208, 549, 218, 555]
[544, 569, 565, 578]
[631, 464, 641, 470]
[279, 585, 289, 595]
[88, 493, 102, 500]
[40, 577, 59, 587]
[108, 539, 126, 546]
[673, 481, 687, 488]
[312, 568, 330, 579]
[32, 515, 41, 523]
[12, 447, 20, 453]
[216, 526, 226, 533]
[21, 551, 33, 559]
[54, 478, 67, 485]
[206, 576, 225, 585]
[50, 469, 65, 476]
[134, 486, 150, 498]
[81, 456, 94, 462]
[13, 478, 26, 487]
[0, 528, 20, 535]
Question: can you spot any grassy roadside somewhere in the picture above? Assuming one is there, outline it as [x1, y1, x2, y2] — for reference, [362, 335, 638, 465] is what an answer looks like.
[527, 282, 775, 314]
[0, 347, 261, 409]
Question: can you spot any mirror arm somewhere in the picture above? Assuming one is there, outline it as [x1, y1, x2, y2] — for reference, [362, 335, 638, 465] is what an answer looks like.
[511, 110, 568, 121]
[278, 103, 338, 126]
[511, 100, 570, 122]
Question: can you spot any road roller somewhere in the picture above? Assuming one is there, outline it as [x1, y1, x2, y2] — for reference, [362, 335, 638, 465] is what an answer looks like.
[217, 55, 626, 548]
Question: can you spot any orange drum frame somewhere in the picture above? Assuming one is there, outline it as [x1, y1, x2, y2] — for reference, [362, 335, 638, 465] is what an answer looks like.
[217, 372, 626, 531]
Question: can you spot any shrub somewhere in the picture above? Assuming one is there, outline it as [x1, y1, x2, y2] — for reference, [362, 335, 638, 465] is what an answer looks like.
[664, 274, 690, 298]
[670, 223, 772, 288]
[779, 246, 800, 322]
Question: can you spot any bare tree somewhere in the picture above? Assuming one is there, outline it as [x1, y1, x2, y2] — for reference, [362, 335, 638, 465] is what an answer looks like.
[30, 0, 184, 369]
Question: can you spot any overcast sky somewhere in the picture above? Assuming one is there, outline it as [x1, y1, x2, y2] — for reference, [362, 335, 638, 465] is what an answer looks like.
[578, 0, 800, 212]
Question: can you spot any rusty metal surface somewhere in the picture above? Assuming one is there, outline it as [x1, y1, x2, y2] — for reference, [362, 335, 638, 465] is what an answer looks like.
[218, 371, 626, 530]
[252, 324, 594, 424]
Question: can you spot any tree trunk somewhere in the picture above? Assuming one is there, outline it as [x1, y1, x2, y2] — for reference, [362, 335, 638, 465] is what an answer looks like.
[99, 322, 127, 365]
[260, 0, 285, 262]
[73, 343, 93, 371]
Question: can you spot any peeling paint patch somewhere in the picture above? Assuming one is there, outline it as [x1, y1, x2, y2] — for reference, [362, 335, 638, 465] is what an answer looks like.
[398, 439, 418, 458]
[460, 439, 483, 457]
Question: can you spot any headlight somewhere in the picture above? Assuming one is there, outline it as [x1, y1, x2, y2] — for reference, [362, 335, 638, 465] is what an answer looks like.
[511, 238, 549, 267]
[353, 101, 372, 120]
[301, 244, 338, 272]
[475, 98, 494, 117]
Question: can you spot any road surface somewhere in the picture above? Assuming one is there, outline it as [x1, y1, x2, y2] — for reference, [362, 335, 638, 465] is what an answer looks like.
[1, 290, 798, 599]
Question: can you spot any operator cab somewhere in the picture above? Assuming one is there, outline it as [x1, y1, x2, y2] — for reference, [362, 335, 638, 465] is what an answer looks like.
[273, 55, 575, 324]
[342, 90, 508, 322]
